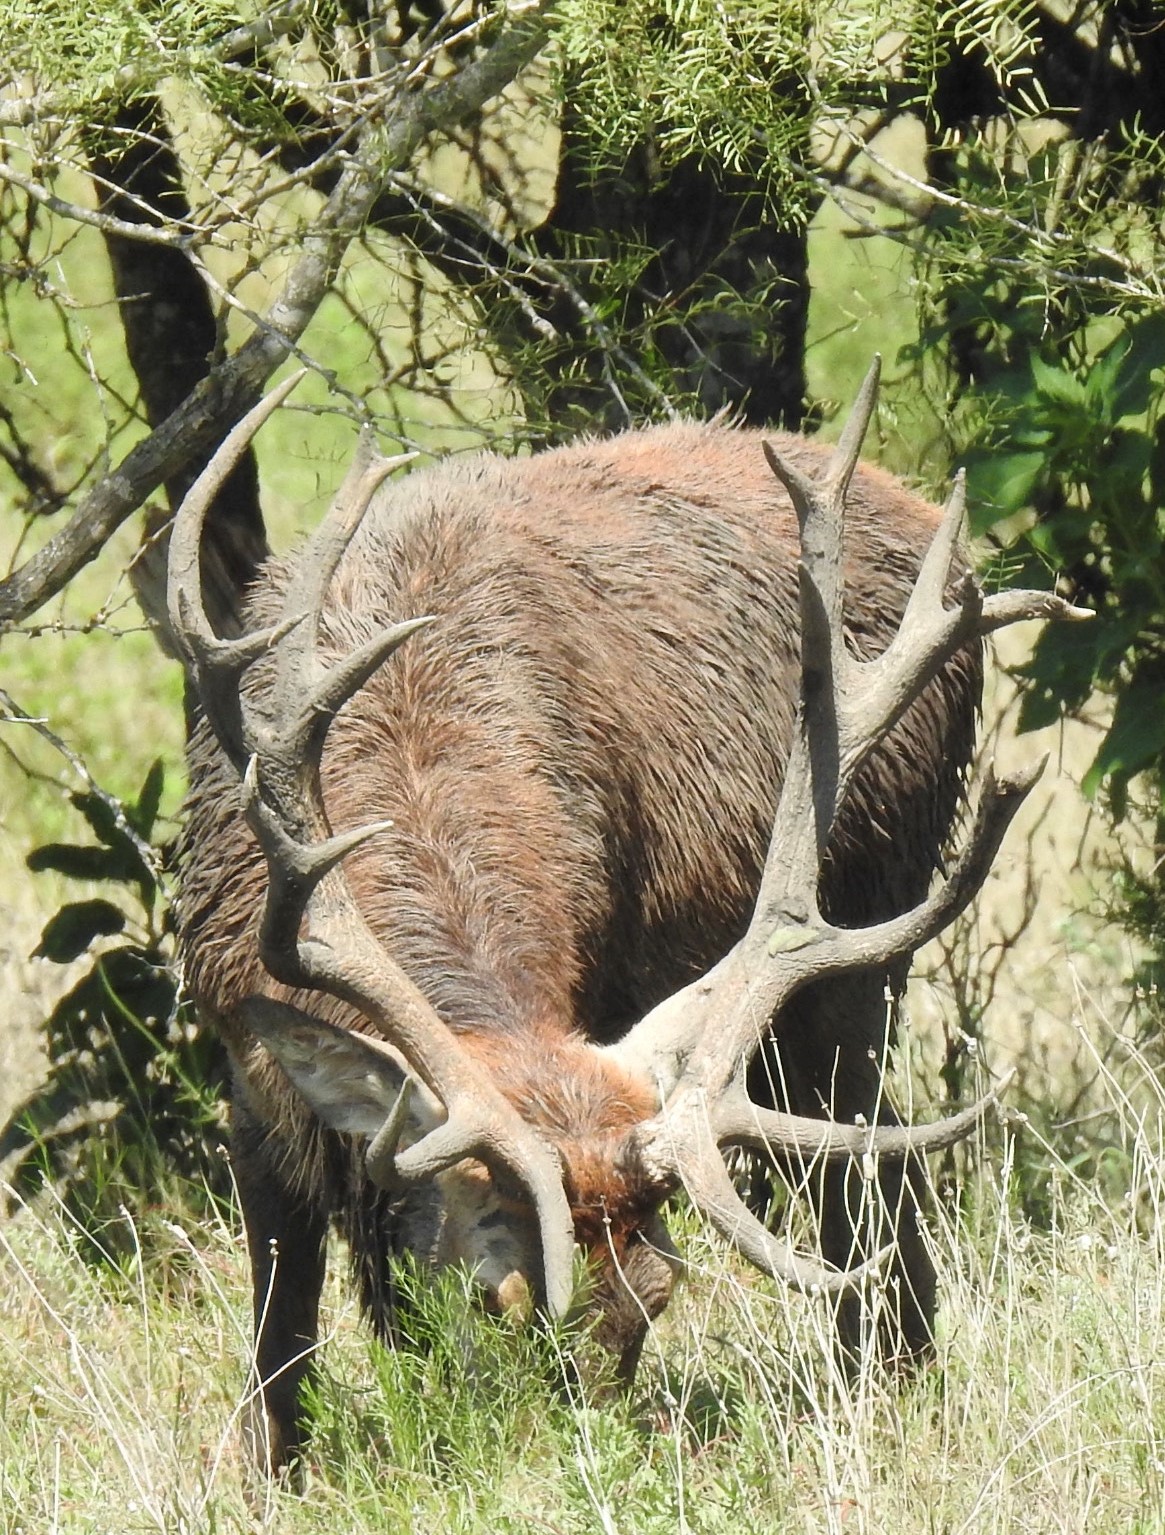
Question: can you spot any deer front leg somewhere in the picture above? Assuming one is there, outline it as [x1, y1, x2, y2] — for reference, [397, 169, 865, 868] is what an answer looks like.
[231, 1088, 328, 1473]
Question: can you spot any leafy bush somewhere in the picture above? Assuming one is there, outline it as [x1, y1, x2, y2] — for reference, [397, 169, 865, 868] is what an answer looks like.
[961, 312, 1165, 820]
[947, 310, 1165, 1054]
[0, 759, 229, 1257]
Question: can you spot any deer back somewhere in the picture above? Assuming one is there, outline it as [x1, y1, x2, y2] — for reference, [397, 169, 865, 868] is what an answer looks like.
[182, 417, 977, 1029]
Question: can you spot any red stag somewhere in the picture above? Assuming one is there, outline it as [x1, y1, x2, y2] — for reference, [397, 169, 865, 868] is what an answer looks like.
[170, 362, 1083, 1468]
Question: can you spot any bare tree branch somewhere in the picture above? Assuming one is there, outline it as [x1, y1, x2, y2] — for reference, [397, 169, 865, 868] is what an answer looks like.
[0, 1, 553, 631]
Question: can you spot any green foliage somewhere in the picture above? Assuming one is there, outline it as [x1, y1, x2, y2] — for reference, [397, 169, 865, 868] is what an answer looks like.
[4, 0, 304, 135]
[1, 759, 229, 1254]
[960, 313, 1165, 816]
[553, 0, 813, 211]
[930, 297, 1165, 1053]
[902, 95, 1165, 822]
[901, 96, 1165, 1054]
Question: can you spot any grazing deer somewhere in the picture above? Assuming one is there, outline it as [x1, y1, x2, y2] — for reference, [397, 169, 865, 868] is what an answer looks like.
[170, 362, 1083, 1469]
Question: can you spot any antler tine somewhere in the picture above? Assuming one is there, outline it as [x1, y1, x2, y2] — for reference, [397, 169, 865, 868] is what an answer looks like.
[310, 616, 436, 747]
[754, 357, 885, 889]
[761, 356, 882, 692]
[249, 433, 426, 783]
[166, 371, 310, 767]
[760, 356, 881, 544]
[902, 468, 969, 628]
[251, 612, 437, 836]
[239, 755, 395, 934]
[633, 1068, 1014, 1187]
[677, 755, 1043, 1021]
[713, 1071, 1015, 1161]
[167, 370, 306, 656]
[693, 1181, 888, 1298]
[827, 354, 882, 504]
[905, 470, 1093, 639]
[844, 525, 1092, 794]
[642, 1062, 1015, 1301]
[283, 430, 419, 649]
[981, 588, 1095, 629]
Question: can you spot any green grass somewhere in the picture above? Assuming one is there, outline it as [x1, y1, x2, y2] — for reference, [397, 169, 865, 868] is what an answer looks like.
[4, 1029, 1165, 1533]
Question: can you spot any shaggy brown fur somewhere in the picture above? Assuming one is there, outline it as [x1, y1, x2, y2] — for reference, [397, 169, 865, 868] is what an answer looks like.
[179, 420, 980, 1464]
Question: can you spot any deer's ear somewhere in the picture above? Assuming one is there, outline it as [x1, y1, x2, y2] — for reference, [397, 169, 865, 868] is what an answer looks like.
[236, 997, 441, 1140]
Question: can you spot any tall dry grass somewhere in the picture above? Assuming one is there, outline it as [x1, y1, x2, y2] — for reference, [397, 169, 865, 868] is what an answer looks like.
[3, 972, 1164, 1533]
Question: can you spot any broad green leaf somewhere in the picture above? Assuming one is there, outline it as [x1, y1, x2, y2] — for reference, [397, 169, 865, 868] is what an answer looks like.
[1083, 337, 1128, 421]
[967, 449, 1045, 527]
[1082, 668, 1165, 801]
[1030, 354, 1089, 411]
[1110, 313, 1165, 420]
[1103, 431, 1153, 502]
[26, 842, 139, 884]
[33, 900, 126, 963]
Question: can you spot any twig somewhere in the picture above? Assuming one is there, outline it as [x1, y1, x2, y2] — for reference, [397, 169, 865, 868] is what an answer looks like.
[387, 171, 681, 421]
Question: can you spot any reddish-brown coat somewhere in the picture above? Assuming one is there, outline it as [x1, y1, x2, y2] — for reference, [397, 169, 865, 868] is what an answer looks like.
[180, 418, 979, 1427]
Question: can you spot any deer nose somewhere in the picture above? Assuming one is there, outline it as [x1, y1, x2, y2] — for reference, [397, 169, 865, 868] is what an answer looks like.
[495, 1268, 534, 1322]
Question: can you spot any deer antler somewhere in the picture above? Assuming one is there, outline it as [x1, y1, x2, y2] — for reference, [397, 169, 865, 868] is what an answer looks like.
[167, 377, 576, 1318]
[614, 357, 1091, 1292]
